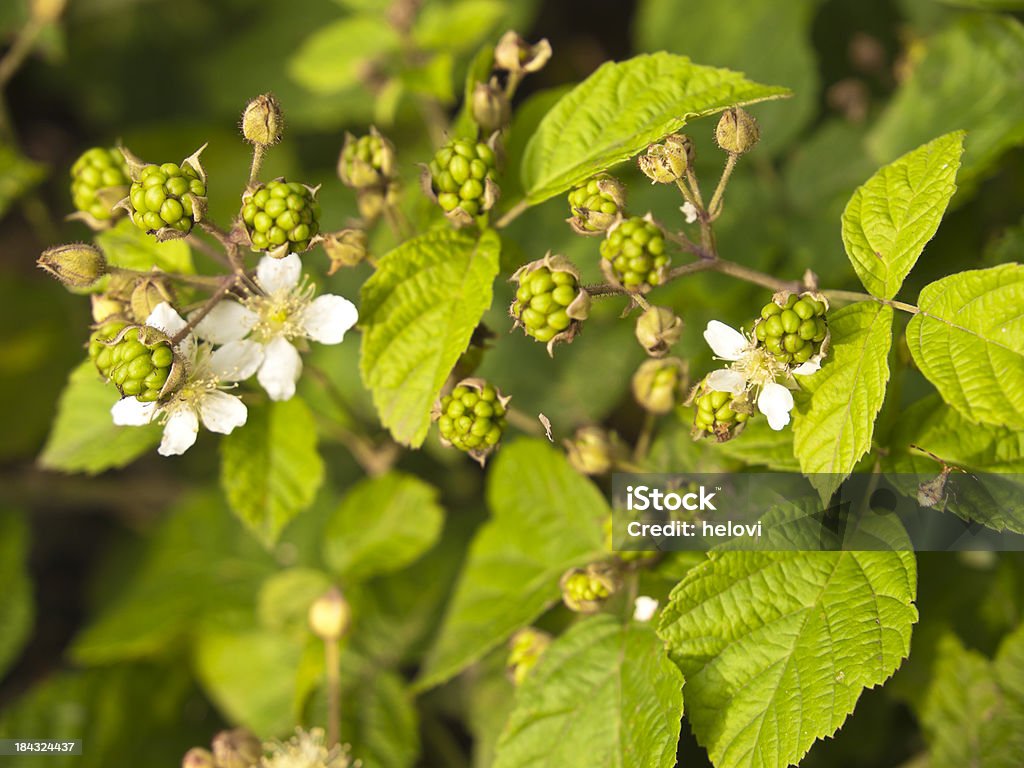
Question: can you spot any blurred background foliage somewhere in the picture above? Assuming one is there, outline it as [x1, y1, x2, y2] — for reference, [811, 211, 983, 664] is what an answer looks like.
[1, 0, 1023, 766]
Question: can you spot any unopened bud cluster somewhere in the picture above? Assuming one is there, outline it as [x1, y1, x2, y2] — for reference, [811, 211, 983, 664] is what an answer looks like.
[37, 243, 106, 288]
[241, 93, 284, 147]
[715, 107, 760, 155]
[635, 305, 683, 357]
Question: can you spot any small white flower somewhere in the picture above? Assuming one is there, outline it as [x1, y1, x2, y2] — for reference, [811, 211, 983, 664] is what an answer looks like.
[111, 302, 262, 456]
[633, 595, 659, 622]
[702, 319, 815, 431]
[194, 254, 358, 401]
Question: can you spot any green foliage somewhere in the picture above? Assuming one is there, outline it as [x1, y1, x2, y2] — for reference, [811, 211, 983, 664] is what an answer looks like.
[792, 302, 894, 499]
[220, 397, 325, 547]
[0, 140, 46, 219]
[288, 15, 401, 95]
[360, 229, 501, 446]
[906, 264, 1024, 428]
[493, 615, 684, 768]
[919, 625, 1024, 767]
[417, 439, 607, 689]
[0, 508, 33, 679]
[39, 361, 161, 474]
[842, 132, 964, 299]
[520, 53, 790, 204]
[323, 472, 444, 582]
[94, 218, 195, 274]
[658, 550, 918, 768]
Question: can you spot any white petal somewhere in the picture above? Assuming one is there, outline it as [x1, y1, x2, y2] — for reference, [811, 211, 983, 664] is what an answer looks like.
[792, 359, 822, 376]
[257, 337, 302, 401]
[633, 596, 659, 622]
[703, 320, 747, 360]
[198, 390, 248, 434]
[257, 253, 302, 294]
[159, 407, 199, 455]
[758, 382, 795, 431]
[193, 301, 257, 343]
[300, 294, 358, 345]
[146, 302, 187, 337]
[210, 340, 264, 382]
[111, 397, 158, 426]
[706, 368, 747, 395]
[680, 202, 698, 224]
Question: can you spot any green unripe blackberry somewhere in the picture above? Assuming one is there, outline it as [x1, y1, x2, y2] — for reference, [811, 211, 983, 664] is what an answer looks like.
[128, 161, 206, 235]
[425, 137, 499, 225]
[242, 180, 321, 256]
[338, 129, 396, 190]
[693, 388, 749, 440]
[70, 147, 130, 223]
[433, 378, 509, 464]
[566, 174, 625, 235]
[599, 216, 669, 293]
[510, 253, 590, 352]
[632, 357, 686, 414]
[559, 563, 619, 614]
[754, 293, 828, 365]
[92, 325, 177, 402]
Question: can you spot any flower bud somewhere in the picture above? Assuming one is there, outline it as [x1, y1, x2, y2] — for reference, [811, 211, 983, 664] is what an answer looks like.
[635, 306, 683, 357]
[472, 78, 511, 133]
[308, 586, 350, 641]
[632, 357, 687, 414]
[323, 229, 368, 274]
[30, 0, 66, 23]
[506, 627, 551, 686]
[715, 107, 760, 155]
[129, 277, 175, 323]
[181, 747, 216, 768]
[494, 31, 552, 75]
[211, 728, 262, 768]
[564, 426, 618, 476]
[638, 134, 693, 183]
[560, 563, 619, 614]
[37, 243, 107, 288]
[241, 93, 284, 147]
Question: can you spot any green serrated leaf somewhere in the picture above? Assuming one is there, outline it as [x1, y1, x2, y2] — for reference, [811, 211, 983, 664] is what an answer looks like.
[416, 439, 607, 690]
[920, 626, 1024, 768]
[95, 218, 194, 274]
[868, 16, 1024, 190]
[494, 615, 683, 768]
[38, 361, 161, 474]
[842, 132, 964, 299]
[360, 229, 500, 447]
[906, 264, 1024, 429]
[0, 508, 33, 679]
[793, 302, 894, 499]
[288, 15, 401, 94]
[220, 397, 325, 547]
[0, 141, 46, 220]
[520, 52, 790, 204]
[658, 550, 918, 768]
[714, 418, 800, 471]
[323, 472, 444, 582]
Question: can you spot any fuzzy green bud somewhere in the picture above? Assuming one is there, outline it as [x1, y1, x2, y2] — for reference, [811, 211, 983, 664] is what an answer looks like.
[564, 426, 617, 476]
[635, 306, 683, 357]
[180, 747, 216, 768]
[324, 228, 368, 274]
[638, 134, 693, 183]
[241, 93, 284, 147]
[715, 107, 760, 155]
[471, 78, 511, 133]
[632, 357, 687, 414]
[560, 563, 620, 614]
[507, 627, 551, 686]
[211, 728, 262, 768]
[37, 243, 107, 288]
[308, 586, 350, 641]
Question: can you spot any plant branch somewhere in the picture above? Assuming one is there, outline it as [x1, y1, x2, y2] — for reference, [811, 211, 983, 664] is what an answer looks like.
[185, 233, 231, 268]
[495, 199, 529, 228]
[708, 154, 738, 221]
[0, 17, 43, 90]
[169, 275, 238, 345]
[324, 638, 341, 747]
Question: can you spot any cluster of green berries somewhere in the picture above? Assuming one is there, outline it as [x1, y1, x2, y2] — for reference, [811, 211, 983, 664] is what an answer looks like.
[599, 217, 669, 292]
[428, 138, 497, 218]
[90, 325, 175, 402]
[128, 162, 205, 234]
[242, 180, 320, 253]
[338, 132, 394, 189]
[755, 294, 827, 364]
[70, 147, 130, 222]
[511, 266, 581, 343]
[694, 389, 748, 436]
[506, 628, 550, 686]
[436, 382, 507, 454]
[567, 174, 624, 234]
[560, 564, 618, 613]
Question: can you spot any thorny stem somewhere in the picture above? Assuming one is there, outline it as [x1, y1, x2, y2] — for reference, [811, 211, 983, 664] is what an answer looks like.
[708, 154, 739, 221]
[823, 289, 920, 314]
[248, 144, 267, 185]
[169, 275, 238, 345]
[185, 233, 232, 268]
[325, 638, 341, 748]
[633, 411, 656, 463]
